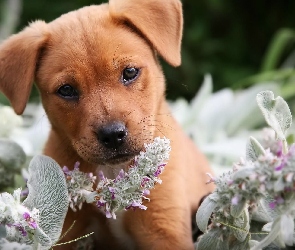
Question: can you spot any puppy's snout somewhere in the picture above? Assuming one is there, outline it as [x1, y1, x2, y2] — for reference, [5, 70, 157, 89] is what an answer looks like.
[98, 122, 128, 149]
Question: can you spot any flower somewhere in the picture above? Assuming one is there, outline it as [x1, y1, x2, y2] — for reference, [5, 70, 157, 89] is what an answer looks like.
[63, 162, 96, 212]
[65, 137, 171, 219]
[0, 189, 40, 241]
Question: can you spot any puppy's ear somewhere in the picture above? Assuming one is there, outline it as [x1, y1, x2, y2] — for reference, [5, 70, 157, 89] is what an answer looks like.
[0, 21, 48, 115]
[109, 0, 183, 67]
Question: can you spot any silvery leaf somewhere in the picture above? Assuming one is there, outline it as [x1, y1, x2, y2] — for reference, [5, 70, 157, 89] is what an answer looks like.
[232, 167, 254, 181]
[197, 228, 229, 250]
[251, 217, 281, 250]
[280, 214, 294, 246]
[196, 193, 218, 233]
[230, 199, 247, 218]
[256, 91, 292, 141]
[0, 238, 32, 250]
[23, 155, 69, 249]
[273, 175, 285, 192]
[0, 139, 26, 170]
[233, 209, 250, 242]
[251, 199, 272, 223]
[246, 137, 265, 162]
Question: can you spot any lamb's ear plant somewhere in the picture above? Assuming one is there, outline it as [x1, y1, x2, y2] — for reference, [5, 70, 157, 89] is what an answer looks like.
[0, 137, 170, 249]
[0, 139, 26, 191]
[0, 155, 69, 250]
[196, 90, 295, 250]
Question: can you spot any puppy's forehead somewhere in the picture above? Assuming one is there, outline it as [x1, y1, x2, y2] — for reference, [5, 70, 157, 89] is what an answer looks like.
[47, 4, 151, 64]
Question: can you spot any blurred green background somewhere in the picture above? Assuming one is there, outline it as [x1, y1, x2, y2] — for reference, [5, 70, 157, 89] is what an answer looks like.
[1, 0, 295, 101]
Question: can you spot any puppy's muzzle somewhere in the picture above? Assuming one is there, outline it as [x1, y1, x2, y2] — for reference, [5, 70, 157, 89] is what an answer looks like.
[97, 121, 128, 150]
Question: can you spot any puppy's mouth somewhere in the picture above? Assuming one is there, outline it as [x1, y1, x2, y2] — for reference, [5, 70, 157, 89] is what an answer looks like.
[103, 152, 137, 165]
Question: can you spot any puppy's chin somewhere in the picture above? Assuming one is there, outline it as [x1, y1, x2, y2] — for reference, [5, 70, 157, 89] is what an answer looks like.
[100, 153, 137, 166]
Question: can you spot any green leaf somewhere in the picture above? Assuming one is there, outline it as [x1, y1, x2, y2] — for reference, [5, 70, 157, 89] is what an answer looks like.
[23, 155, 69, 248]
[196, 193, 218, 233]
[256, 91, 292, 142]
[246, 137, 265, 162]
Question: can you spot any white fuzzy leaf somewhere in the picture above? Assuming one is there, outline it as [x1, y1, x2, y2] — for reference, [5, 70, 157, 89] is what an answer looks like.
[246, 137, 265, 162]
[280, 214, 294, 246]
[256, 91, 292, 141]
[23, 155, 69, 248]
[196, 193, 218, 233]
[251, 217, 281, 250]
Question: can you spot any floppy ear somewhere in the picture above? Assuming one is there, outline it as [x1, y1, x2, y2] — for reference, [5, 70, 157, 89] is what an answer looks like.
[109, 0, 183, 67]
[0, 21, 48, 115]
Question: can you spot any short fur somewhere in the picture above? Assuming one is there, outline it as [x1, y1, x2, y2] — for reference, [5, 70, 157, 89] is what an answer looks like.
[0, 0, 214, 249]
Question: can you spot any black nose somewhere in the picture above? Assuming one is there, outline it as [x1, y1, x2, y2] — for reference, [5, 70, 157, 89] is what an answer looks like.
[97, 122, 128, 149]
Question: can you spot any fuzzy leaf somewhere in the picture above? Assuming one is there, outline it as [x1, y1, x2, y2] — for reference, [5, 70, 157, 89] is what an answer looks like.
[230, 199, 247, 218]
[232, 167, 254, 181]
[246, 137, 265, 162]
[23, 155, 69, 248]
[251, 217, 281, 250]
[0, 139, 26, 170]
[251, 199, 273, 223]
[197, 228, 229, 250]
[232, 209, 250, 242]
[256, 91, 292, 141]
[196, 193, 218, 233]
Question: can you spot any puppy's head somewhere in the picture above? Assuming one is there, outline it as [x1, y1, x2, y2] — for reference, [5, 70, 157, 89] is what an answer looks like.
[0, 0, 183, 166]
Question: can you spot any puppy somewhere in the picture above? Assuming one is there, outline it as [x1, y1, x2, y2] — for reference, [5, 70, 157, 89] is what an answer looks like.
[0, 0, 214, 249]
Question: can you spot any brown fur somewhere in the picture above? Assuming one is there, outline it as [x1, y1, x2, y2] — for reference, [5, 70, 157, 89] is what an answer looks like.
[0, 0, 214, 249]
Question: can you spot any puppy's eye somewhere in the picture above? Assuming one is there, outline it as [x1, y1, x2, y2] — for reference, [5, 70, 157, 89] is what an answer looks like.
[57, 84, 79, 99]
[122, 67, 140, 85]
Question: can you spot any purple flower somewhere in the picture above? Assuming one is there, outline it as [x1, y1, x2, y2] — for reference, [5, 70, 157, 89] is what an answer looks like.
[23, 212, 37, 229]
[105, 210, 112, 218]
[62, 166, 70, 175]
[276, 141, 283, 157]
[115, 169, 125, 182]
[143, 189, 150, 196]
[269, 201, 276, 209]
[126, 201, 147, 210]
[108, 187, 116, 200]
[269, 196, 284, 209]
[11, 223, 27, 237]
[141, 176, 151, 187]
[98, 171, 105, 180]
[74, 161, 80, 170]
[231, 195, 240, 205]
[154, 164, 165, 177]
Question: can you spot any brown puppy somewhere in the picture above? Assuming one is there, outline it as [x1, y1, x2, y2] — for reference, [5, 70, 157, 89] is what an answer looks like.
[0, 0, 214, 249]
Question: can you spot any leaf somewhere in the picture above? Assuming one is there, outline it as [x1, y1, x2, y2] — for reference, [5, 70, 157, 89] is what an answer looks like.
[256, 91, 292, 141]
[251, 217, 281, 250]
[0, 139, 26, 170]
[196, 193, 218, 233]
[246, 137, 265, 162]
[232, 209, 250, 242]
[251, 199, 272, 223]
[197, 228, 229, 250]
[230, 199, 247, 218]
[280, 214, 294, 246]
[23, 155, 69, 249]
[232, 167, 254, 181]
